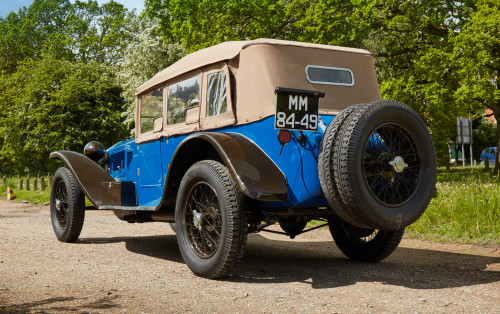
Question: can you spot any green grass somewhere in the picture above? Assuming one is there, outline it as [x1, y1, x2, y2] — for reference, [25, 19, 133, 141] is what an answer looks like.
[2, 176, 51, 204]
[2, 167, 499, 244]
[406, 167, 500, 244]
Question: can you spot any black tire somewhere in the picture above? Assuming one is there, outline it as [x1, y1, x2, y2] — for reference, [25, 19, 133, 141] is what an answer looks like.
[50, 167, 85, 243]
[175, 160, 247, 279]
[169, 223, 176, 233]
[278, 216, 308, 237]
[318, 103, 370, 228]
[330, 220, 404, 262]
[322, 100, 436, 230]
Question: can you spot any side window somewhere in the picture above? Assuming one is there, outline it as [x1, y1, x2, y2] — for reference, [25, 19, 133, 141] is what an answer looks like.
[167, 75, 200, 125]
[140, 87, 164, 133]
[206, 71, 227, 117]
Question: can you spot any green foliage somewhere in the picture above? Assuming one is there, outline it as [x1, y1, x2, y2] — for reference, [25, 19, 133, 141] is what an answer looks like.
[473, 121, 497, 160]
[453, 1, 500, 170]
[0, 0, 129, 74]
[0, 54, 127, 174]
[145, 0, 288, 52]
[116, 14, 184, 132]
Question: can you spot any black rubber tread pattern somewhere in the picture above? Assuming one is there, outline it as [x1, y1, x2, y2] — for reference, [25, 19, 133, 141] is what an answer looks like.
[333, 100, 436, 230]
[332, 104, 376, 227]
[175, 160, 247, 279]
[50, 167, 85, 243]
[318, 103, 370, 227]
[329, 221, 404, 262]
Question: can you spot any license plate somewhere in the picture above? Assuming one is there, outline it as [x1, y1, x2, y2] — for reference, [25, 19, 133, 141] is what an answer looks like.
[274, 87, 323, 131]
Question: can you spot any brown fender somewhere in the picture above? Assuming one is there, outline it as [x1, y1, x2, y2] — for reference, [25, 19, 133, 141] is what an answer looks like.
[50, 151, 135, 207]
[163, 132, 288, 205]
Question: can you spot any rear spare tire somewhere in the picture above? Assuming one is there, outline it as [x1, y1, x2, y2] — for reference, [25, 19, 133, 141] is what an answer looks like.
[319, 100, 436, 230]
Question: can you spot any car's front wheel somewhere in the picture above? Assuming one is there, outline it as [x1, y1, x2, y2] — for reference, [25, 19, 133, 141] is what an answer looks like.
[329, 219, 404, 262]
[175, 160, 247, 279]
[50, 167, 85, 242]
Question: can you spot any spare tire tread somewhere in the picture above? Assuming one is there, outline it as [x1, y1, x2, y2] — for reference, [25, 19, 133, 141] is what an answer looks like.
[318, 104, 368, 226]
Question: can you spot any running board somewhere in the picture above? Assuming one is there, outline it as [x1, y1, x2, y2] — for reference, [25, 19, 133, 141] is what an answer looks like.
[85, 205, 156, 211]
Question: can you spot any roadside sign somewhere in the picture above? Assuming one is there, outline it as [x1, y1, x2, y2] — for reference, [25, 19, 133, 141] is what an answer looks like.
[457, 117, 472, 144]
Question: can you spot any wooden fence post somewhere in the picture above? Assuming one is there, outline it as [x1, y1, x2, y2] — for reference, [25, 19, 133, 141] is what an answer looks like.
[41, 177, 45, 191]
[34, 178, 38, 191]
[26, 177, 30, 191]
[19, 179, 23, 190]
[48, 175, 53, 187]
[2, 176, 5, 185]
[485, 157, 490, 171]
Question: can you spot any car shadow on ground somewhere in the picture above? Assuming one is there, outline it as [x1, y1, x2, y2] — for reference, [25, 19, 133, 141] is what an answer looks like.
[76, 233, 499, 290]
[0, 295, 121, 313]
[231, 234, 500, 290]
[78, 234, 185, 264]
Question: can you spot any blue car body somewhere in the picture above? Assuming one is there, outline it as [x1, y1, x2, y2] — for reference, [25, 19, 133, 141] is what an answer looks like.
[480, 147, 497, 165]
[106, 115, 335, 208]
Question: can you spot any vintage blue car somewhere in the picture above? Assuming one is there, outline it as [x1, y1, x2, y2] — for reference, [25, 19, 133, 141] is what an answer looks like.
[49, 39, 437, 278]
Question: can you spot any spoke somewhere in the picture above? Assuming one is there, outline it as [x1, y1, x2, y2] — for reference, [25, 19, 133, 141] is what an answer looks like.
[363, 123, 421, 206]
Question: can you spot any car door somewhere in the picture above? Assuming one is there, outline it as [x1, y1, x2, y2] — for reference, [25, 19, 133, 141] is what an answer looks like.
[135, 87, 166, 206]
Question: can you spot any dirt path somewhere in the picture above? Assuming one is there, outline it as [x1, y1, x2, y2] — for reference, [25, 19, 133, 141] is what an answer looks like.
[1, 200, 499, 313]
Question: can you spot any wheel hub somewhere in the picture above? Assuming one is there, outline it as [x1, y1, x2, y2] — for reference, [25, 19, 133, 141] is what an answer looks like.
[55, 199, 62, 211]
[389, 156, 408, 173]
[192, 211, 203, 231]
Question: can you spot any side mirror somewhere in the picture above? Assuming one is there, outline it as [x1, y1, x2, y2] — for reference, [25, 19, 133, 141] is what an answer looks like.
[153, 116, 163, 133]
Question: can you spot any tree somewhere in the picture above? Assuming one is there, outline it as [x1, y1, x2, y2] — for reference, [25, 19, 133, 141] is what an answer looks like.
[453, 1, 500, 171]
[0, 0, 129, 74]
[0, 54, 127, 173]
[116, 14, 185, 132]
[145, 0, 289, 52]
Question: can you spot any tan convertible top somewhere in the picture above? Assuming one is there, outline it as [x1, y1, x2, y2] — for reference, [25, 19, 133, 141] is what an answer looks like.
[136, 39, 372, 95]
[135, 38, 381, 141]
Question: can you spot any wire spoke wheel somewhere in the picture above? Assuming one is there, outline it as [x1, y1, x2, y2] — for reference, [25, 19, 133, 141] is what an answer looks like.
[50, 167, 85, 243]
[175, 161, 247, 279]
[54, 181, 70, 229]
[184, 182, 222, 259]
[329, 220, 404, 262]
[363, 122, 421, 207]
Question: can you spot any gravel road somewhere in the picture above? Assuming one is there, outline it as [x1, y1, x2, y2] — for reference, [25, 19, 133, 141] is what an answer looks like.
[0, 200, 499, 313]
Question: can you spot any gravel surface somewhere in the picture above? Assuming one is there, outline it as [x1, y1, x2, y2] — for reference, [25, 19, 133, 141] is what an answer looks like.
[0, 200, 499, 313]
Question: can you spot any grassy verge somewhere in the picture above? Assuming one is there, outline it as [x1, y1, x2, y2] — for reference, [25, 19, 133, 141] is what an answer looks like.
[2, 177, 51, 204]
[406, 167, 499, 244]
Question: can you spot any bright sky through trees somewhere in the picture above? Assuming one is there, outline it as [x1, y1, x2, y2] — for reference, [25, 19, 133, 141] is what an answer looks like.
[0, 0, 145, 17]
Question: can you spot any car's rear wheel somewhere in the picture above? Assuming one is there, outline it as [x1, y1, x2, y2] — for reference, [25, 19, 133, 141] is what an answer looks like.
[319, 100, 436, 230]
[175, 161, 247, 279]
[329, 220, 404, 262]
[50, 167, 85, 242]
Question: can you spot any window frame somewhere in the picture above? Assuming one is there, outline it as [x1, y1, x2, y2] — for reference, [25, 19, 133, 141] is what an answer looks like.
[199, 63, 235, 130]
[305, 65, 355, 87]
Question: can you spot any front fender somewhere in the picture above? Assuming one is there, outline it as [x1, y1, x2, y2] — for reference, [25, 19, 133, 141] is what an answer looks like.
[167, 132, 288, 203]
[50, 151, 125, 207]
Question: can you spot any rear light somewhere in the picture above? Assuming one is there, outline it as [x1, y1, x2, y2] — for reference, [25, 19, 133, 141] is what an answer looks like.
[277, 130, 292, 145]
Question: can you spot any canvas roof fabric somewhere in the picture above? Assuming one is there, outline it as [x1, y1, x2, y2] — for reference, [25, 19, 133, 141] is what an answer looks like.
[134, 38, 381, 142]
[135, 38, 372, 95]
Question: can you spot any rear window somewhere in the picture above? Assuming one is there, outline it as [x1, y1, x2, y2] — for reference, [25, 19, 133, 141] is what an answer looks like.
[306, 65, 354, 86]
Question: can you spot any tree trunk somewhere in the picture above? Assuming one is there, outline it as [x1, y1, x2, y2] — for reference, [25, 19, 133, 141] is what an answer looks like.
[493, 106, 500, 173]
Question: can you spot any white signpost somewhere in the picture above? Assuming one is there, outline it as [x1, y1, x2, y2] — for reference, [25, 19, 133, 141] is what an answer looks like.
[457, 117, 473, 167]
